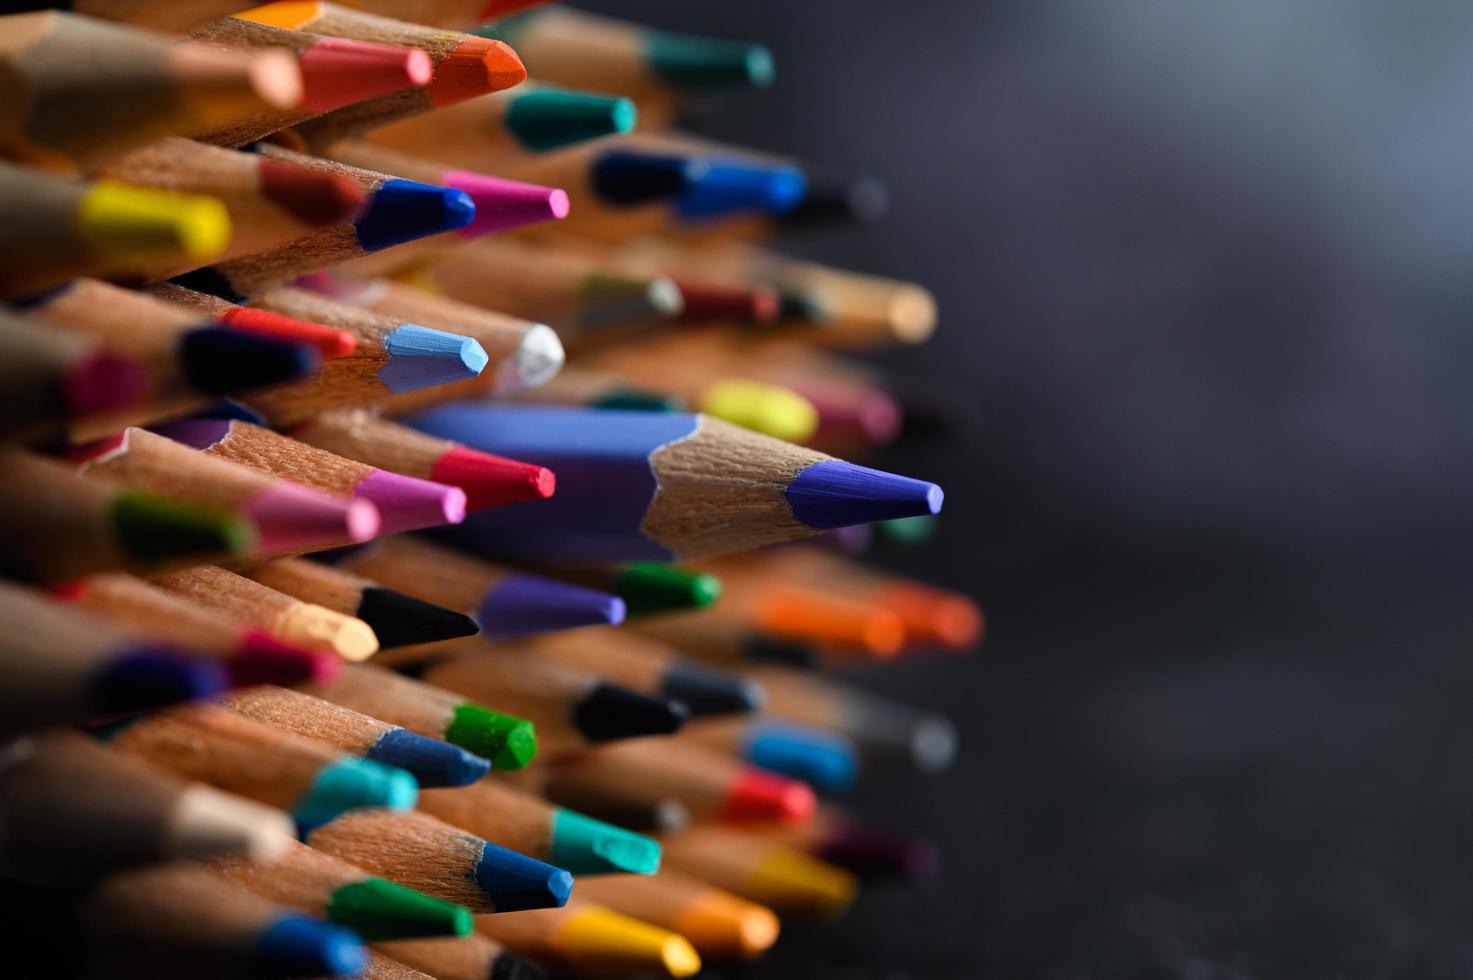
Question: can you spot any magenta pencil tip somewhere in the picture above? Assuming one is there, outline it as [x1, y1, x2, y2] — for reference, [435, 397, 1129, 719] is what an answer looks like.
[443, 170, 570, 237]
[246, 483, 382, 553]
[352, 470, 466, 534]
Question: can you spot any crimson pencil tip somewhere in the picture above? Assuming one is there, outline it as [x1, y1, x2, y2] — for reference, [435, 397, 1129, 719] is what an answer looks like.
[298, 38, 433, 113]
[430, 446, 557, 511]
[258, 159, 367, 226]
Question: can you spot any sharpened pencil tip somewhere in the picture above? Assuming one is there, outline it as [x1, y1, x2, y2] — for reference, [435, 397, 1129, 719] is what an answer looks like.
[573, 683, 688, 742]
[352, 471, 466, 534]
[231, 631, 343, 687]
[444, 171, 569, 237]
[430, 36, 526, 107]
[109, 491, 255, 563]
[220, 307, 358, 358]
[473, 842, 573, 911]
[355, 587, 478, 649]
[295, 756, 416, 832]
[477, 574, 626, 638]
[92, 647, 227, 715]
[647, 34, 775, 90]
[258, 159, 367, 226]
[62, 352, 151, 418]
[660, 661, 765, 716]
[675, 160, 807, 219]
[355, 179, 476, 251]
[430, 446, 555, 511]
[701, 380, 818, 442]
[326, 877, 473, 941]
[784, 459, 943, 531]
[721, 768, 816, 825]
[557, 908, 701, 978]
[493, 323, 563, 394]
[550, 808, 661, 875]
[505, 88, 638, 152]
[614, 562, 722, 616]
[244, 482, 381, 555]
[379, 323, 488, 393]
[744, 723, 858, 791]
[253, 915, 366, 978]
[78, 182, 231, 262]
[297, 38, 433, 113]
[446, 703, 538, 769]
[178, 326, 319, 393]
[367, 727, 490, 788]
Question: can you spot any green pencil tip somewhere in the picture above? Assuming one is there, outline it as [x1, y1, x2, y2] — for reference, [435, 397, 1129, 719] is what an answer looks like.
[876, 515, 939, 546]
[550, 808, 662, 875]
[327, 878, 474, 941]
[614, 562, 722, 616]
[446, 702, 538, 770]
[506, 88, 638, 152]
[646, 34, 774, 89]
[110, 491, 256, 563]
[593, 386, 686, 412]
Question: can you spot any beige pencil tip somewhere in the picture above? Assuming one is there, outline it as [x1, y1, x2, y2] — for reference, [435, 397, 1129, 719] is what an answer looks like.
[278, 603, 380, 661]
[166, 784, 295, 862]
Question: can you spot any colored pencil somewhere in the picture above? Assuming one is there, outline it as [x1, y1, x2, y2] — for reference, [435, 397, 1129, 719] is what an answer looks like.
[758, 805, 940, 881]
[659, 826, 858, 918]
[743, 663, 959, 773]
[65, 573, 343, 688]
[307, 661, 538, 769]
[682, 718, 859, 791]
[290, 407, 555, 511]
[145, 280, 361, 358]
[303, 807, 574, 913]
[149, 417, 467, 534]
[526, 738, 815, 827]
[242, 556, 477, 648]
[420, 646, 690, 754]
[0, 731, 294, 881]
[407, 404, 943, 563]
[56, 0, 542, 33]
[499, 364, 685, 412]
[511, 628, 763, 717]
[218, 684, 490, 788]
[496, 767, 692, 835]
[98, 137, 368, 271]
[573, 871, 779, 960]
[208, 837, 474, 940]
[526, 562, 721, 618]
[361, 951, 439, 980]
[232, 2, 526, 147]
[21, 278, 320, 439]
[0, 580, 230, 737]
[151, 564, 381, 661]
[0, 449, 252, 583]
[72, 863, 368, 978]
[320, 535, 625, 640]
[0, 12, 301, 167]
[330, 139, 569, 237]
[418, 776, 662, 875]
[108, 702, 417, 830]
[474, 901, 701, 979]
[188, 15, 432, 147]
[368, 82, 636, 162]
[0, 161, 230, 298]
[75, 427, 381, 558]
[0, 309, 151, 444]
[376, 932, 546, 980]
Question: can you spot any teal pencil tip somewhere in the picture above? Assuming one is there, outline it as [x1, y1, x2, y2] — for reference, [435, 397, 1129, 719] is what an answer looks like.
[294, 756, 417, 832]
[506, 88, 638, 152]
[647, 33, 775, 89]
[549, 808, 662, 875]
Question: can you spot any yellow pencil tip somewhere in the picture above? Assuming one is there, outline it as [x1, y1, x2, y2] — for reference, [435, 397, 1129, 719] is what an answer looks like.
[77, 183, 231, 263]
[278, 604, 379, 661]
[674, 892, 780, 959]
[701, 380, 818, 443]
[559, 905, 703, 978]
[748, 849, 859, 918]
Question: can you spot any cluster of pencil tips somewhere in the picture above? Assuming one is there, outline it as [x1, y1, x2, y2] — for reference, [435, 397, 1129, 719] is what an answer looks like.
[0, 1, 980, 976]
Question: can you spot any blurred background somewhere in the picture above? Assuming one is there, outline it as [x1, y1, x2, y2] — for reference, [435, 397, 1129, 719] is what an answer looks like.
[582, 1, 1473, 976]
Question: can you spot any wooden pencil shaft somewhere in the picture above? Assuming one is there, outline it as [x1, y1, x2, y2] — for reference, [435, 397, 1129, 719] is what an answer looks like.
[305, 808, 488, 909]
[217, 684, 391, 757]
[306, 663, 457, 735]
[151, 565, 301, 633]
[243, 557, 372, 614]
[540, 740, 738, 820]
[75, 573, 249, 655]
[375, 934, 501, 980]
[417, 780, 553, 859]
[333, 536, 508, 613]
[207, 837, 365, 912]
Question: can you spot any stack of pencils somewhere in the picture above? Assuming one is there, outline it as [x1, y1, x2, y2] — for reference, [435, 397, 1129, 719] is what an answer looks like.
[0, 2, 980, 976]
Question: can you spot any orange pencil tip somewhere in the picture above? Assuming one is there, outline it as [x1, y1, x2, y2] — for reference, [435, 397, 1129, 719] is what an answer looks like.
[429, 37, 526, 107]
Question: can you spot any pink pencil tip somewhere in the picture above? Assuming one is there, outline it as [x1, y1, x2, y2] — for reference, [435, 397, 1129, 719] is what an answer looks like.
[245, 482, 381, 554]
[442, 170, 570, 238]
[233, 630, 344, 685]
[299, 38, 435, 113]
[62, 353, 152, 418]
[353, 469, 467, 534]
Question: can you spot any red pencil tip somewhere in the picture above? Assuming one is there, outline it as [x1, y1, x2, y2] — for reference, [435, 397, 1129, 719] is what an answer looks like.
[232, 629, 344, 686]
[721, 769, 816, 825]
[298, 37, 434, 113]
[62, 352, 152, 419]
[258, 159, 367, 227]
[671, 280, 781, 325]
[431, 446, 556, 511]
[220, 307, 357, 358]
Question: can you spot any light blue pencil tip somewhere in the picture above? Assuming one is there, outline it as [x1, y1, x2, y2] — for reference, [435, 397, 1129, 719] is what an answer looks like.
[379, 323, 488, 393]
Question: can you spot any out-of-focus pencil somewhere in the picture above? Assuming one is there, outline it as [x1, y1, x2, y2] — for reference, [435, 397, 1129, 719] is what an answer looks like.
[145, 280, 361, 358]
[151, 564, 380, 661]
[0, 731, 294, 881]
[188, 15, 432, 147]
[758, 804, 940, 882]
[108, 702, 417, 830]
[217, 683, 490, 788]
[0, 450, 252, 583]
[74, 427, 381, 558]
[0, 162, 230, 298]
[682, 718, 859, 792]
[64, 572, 343, 688]
[56, 0, 543, 33]
[208, 837, 474, 941]
[524, 562, 721, 618]
[574, 871, 780, 960]
[498, 364, 684, 412]
[306, 661, 538, 770]
[303, 807, 574, 914]
[658, 826, 858, 918]
[497, 767, 691, 835]
[475, 901, 701, 979]
[0, 11, 301, 167]
[149, 417, 466, 534]
[290, 408, 555, 511]
[376, 931, 547, 980]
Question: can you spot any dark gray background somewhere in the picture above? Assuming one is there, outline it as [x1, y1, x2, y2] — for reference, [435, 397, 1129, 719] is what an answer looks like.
[576, 2, 1473, 977]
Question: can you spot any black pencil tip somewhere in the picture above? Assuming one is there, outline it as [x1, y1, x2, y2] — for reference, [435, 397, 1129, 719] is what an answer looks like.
[573, 683, 689, 742]
[355, 587, 480, 649]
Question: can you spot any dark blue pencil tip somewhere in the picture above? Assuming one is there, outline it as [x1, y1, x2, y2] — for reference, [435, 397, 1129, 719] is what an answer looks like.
[476, 574, 626, 638]
[591, 151, 694, 205]
[675, 160, 807, 219]
[355, 179, 476, 251]
[785, 459, 943, 531]
[473, 842, 574, 912]
[178, 326, 320, 393]
[93, 647, 228, 715]
[746, 722, 858, 791]
[252, 915, 367, 978]
[368, 727, 491, 788]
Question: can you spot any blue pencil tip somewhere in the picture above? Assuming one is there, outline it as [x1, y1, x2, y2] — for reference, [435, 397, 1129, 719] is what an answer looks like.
[252, 915, 367, 978]
[476, 574, 627, 638]
[179, 326, 320, 393]
[745, 722, 858, 791]
[473, 842, 575, 912]
[379, 323, 489, 393]
[785, 459, 943, 530]
[93, 647, 228, 715]
[675, 160, 808, 219]
[590, 151, 694, 205]
[356, 179, 477, 251]
[368, 727, 492, 788]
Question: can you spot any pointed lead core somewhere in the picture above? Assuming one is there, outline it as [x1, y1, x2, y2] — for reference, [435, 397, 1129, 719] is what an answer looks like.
[477, 575, 626, 638]
[353, 180, 476, 252]
[557, 906, 702, 978]
[720, 769, 815, 825]
[472, 841, 573, 912]
[297, 38, 433, 113]
[784, 459, 943, 531]
[504, 88, 637, 152]
[366, 727, 490, 789]
[252, 915, 366, 978]
[354, 587, 478, 649]
[430, 446, 555, 511]
[572, 683, 688, 742]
